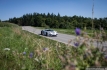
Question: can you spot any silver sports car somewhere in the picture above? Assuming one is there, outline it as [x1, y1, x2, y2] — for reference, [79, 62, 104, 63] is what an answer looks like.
[41, 29, 58, 37]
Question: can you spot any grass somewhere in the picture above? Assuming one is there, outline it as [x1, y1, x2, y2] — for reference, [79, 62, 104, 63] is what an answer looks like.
[0, 22, 18, 27]
[0, 22, 107, 70]
[0, 22, 67, 70]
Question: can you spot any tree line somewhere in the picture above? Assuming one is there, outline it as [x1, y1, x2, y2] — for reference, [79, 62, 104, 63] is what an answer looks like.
[5, 12, 107, 29]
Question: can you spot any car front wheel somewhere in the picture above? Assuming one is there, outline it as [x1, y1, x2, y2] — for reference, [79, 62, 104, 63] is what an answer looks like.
[41, 31, 43, 35]
[46, 32, 48, 36]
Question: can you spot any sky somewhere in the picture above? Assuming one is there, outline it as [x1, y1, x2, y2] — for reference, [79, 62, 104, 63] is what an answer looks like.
[0, 0, 107, 21]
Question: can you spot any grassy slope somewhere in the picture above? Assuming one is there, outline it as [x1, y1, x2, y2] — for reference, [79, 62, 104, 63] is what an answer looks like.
[0, 22, 67, 70]
[0, 22, 107, 70]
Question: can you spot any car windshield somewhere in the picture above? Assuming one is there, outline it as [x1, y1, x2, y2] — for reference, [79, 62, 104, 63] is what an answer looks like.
[46, 29, 53, 31]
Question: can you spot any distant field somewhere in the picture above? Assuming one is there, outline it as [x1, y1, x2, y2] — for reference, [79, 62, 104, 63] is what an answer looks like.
[0, 22, 107, 70]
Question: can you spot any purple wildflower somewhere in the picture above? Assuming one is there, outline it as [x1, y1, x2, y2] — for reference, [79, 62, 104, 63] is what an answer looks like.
[43, 47, 49, 51]
[105, 55, 107, 59]
[23, 52, 26, 55]
[74, 42, 79, 47]
[29, 52, 33, 58]
[75, 28, 81, 35]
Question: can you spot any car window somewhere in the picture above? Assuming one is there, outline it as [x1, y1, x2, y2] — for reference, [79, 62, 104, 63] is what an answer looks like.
[46, 30, 53, 31]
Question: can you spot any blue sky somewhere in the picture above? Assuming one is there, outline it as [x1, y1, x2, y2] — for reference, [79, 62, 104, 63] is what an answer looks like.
[0, 0, 107, 21]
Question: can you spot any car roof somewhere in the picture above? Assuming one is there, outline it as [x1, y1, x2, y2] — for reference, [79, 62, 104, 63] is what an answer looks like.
[45, 29, 53, 31]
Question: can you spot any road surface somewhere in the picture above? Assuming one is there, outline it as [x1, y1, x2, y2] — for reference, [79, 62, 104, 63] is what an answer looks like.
[22, 26, 107, 49]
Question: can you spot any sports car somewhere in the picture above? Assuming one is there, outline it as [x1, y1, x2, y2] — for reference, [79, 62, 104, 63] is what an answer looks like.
[41, 29, 58, 37]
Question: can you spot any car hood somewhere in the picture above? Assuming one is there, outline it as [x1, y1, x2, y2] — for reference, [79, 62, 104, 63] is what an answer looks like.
[48, 31, 57, 33]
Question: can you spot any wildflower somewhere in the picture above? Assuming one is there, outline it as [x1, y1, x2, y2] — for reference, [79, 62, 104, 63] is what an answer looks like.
[75, 28, 81, 35]
[4, 48, 10, 51]
[23, 52, 26, 55]
[43, 47, 49, 51]
[74, 42, 79, 47]
[104, 55, 107, 59]
[29, 52, 33, 58]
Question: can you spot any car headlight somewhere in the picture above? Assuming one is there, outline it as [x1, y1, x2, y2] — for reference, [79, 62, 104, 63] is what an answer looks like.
[49, 32, 52, 34]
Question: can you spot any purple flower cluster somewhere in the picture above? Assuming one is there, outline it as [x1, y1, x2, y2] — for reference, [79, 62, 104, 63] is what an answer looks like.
[105, 55, 107, 59]
[74, 42, 79, 47]
[22, 51, 34, 58]
[75, 28, 81, 36]
[23, 52, 26, 55]
[43, 47, 49, 51]
[29, 52, 33, 58]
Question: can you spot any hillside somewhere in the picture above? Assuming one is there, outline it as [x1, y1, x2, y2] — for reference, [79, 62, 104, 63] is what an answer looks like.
[0, 22, 107, 70]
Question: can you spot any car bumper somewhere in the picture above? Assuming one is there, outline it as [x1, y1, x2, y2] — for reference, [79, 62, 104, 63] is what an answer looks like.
[49, 34, 58, 37]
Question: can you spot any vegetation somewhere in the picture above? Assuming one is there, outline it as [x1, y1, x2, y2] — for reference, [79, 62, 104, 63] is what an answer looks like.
[0, 22, 18, 27]
[0, 22, 65, 70]
[0, 22, 107, 70]
[4, 12, 107, 30]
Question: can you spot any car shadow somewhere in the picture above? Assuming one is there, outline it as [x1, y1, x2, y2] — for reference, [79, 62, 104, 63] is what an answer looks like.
[38, 34, 57, 37]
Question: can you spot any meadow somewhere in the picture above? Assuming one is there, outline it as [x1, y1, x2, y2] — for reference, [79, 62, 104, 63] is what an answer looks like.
[0, 22, 107, 70]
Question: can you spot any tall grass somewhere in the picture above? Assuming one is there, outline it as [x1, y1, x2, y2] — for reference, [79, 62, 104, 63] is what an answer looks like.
[0, 22, 66, 70]
[0, 22, 107, 70]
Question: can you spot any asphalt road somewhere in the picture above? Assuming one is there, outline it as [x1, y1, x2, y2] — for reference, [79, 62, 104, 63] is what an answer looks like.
[22, 26, 107, 49]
